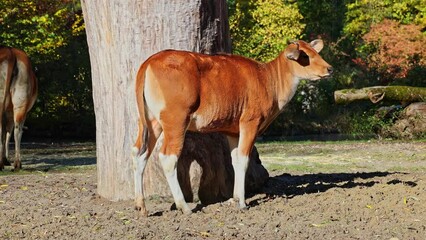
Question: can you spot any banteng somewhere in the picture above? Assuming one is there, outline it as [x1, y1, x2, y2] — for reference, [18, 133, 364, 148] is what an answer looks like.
[132, 40, 333, 216]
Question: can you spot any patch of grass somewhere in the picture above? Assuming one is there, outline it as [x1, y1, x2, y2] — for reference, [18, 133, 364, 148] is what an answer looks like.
[264, 161, 352, 174]
[42, 164, 96, 173]
[0, 170, 33, 176]
[387, 166, 426, 173]
[258, 140, 426, 173]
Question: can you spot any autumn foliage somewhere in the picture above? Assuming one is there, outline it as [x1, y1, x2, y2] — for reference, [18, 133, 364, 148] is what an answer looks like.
[362, 19, 426, 81]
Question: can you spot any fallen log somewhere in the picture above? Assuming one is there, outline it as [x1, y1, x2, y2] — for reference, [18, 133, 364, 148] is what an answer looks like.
[334, 86, 426, 104]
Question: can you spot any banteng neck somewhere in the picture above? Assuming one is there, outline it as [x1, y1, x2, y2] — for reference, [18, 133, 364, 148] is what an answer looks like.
[264, 52, 301, 111]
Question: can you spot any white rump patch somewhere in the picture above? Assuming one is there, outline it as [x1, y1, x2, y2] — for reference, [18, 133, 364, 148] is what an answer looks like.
[144, 66, 165, 121]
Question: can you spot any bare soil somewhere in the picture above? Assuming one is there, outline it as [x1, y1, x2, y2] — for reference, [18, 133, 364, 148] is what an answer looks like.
[1, 141, 425, 239]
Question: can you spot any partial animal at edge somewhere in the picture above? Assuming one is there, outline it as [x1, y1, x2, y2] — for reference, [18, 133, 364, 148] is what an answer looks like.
[0, 46, 38, 170]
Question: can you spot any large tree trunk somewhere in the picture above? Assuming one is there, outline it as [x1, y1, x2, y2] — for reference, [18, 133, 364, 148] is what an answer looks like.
[334, 86, 426, 104]
[81, 0, 268, 202]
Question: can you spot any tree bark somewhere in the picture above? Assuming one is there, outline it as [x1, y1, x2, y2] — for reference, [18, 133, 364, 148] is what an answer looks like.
[81, 0, 268, 202]
[334, 86, 426, 104]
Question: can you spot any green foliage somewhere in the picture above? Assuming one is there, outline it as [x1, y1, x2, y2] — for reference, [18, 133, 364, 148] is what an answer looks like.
[296, 0, 349, 41]
[229, 0, 305, 62]
[0, 0, 93, 139]
[0, 0, 84, 62]
[338, 106, 404, 139]
[344, 0, 426, 39]
[27, 35, 94, 139]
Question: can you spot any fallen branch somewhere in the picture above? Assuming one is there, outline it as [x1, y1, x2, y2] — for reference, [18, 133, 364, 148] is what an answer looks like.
[334, 86, 426, 104]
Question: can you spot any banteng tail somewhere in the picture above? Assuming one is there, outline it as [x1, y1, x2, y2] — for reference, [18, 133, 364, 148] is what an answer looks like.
[132, 63, 149, 157]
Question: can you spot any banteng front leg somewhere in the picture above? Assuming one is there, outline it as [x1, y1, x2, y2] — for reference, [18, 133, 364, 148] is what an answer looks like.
[228, 122, 259, 209]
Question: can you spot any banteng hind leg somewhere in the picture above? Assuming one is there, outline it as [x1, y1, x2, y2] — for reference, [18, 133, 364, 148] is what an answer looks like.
[4, 112, 14, 167]
[158, 112, 192, 215]
[12, 113, 26, 170]
[0, 113, 13, 169]
[132, 119, 162, 217]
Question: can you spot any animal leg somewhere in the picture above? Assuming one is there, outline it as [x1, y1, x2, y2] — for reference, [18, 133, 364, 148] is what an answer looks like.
[13, 121, 24, 170]
[5, 112, 14, 162]
[159, 115, 191, 214]
[132, 119, 162, 217]
[0, 119, 10, 169]
[228, 122, 258, 209]
[5, 129, 12, 161]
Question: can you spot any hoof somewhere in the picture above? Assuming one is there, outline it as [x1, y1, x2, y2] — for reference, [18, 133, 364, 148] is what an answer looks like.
[238, 205, 249, 211]
[135, 197, 148, 217]
[135, 205, 148, 217]
[139, 209, 149, 217]
[227, 198, 248, 210]
[173, 203, 192, 215]
[181, 206, 192, 215]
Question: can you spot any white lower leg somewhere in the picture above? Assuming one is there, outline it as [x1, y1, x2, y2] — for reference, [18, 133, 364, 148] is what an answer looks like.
[14, 123, 23, 169]
[159, 153, 191, 214]
[231, 150, 249, 209]
[132, 148, 148, 215]
[5, 131, 11, 159]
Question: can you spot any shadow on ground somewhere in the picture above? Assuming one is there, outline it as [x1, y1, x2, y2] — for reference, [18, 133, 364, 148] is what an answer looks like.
[263, 171, 395, 197]
[245, 171, 407, 207]
[22, 156, 96, 171]
[3, 142, 96, 172]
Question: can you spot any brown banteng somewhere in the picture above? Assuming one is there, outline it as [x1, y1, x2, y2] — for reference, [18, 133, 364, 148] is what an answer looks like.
[0, 47, 38, 170]
[132, 39, 333, 216]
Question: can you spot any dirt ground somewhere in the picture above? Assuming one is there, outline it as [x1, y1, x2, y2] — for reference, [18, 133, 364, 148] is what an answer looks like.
[0, 141, 425, 239]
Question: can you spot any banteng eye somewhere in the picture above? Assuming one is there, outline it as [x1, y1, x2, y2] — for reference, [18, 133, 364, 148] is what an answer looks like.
[300, 52, 309, 59]
[297, 51, 310, 66]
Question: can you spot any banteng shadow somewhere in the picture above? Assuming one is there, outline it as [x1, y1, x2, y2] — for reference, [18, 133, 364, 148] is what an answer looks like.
[3, 142, 96, 172]
[248, 171, 398, 206]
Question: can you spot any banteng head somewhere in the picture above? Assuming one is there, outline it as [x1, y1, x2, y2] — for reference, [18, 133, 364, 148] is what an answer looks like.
[285, 39, 333, 80]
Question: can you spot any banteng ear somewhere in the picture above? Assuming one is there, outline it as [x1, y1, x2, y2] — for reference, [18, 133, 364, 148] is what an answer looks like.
[310, 39, 324, 53]
[285, 43, 300, 61]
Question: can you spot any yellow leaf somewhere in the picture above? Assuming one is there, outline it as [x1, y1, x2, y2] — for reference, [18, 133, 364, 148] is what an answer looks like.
[403, 197, 407, 205]
[0, 184, 8, 188]
[20, 186, 28, 191]
[0, 200, 5, 204]
[366, 204, 373, 209]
